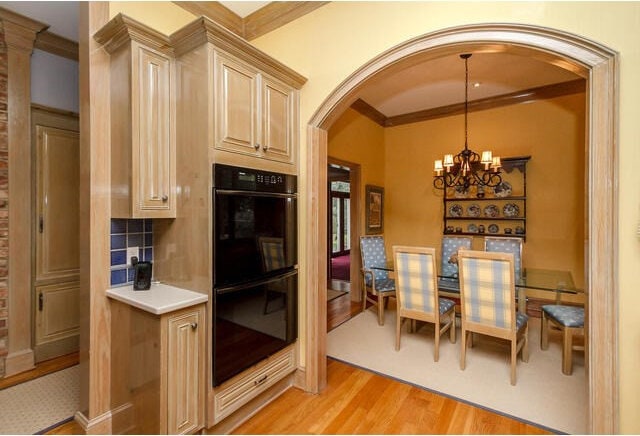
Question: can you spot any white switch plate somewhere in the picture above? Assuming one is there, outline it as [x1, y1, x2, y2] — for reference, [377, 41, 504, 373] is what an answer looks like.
[127, 247, 139, 265]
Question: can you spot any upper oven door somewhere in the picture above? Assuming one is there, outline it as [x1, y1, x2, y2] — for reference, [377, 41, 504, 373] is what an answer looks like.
[213, 189, 297, 288]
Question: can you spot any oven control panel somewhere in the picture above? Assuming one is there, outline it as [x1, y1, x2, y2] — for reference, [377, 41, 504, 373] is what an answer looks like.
[213, 163, 297, 194]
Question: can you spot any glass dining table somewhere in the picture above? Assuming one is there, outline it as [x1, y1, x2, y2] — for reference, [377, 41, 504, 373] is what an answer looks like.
[373, 262, 581, 313]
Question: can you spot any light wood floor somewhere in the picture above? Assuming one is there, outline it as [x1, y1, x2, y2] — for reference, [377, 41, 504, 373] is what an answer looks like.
[233, 358, 550, 434]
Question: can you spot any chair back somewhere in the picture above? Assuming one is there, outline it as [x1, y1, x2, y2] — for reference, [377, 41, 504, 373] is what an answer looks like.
[360, 235, 389, 282]
[393, 246, 438, 317]
[258, 237, 285, 272]
[484, 237, 523, 279]
[441, 236, 472, 277]
[458, 249, 517, 336]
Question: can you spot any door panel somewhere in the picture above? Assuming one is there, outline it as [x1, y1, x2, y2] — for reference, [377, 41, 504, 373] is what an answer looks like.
[34, 281, 80, 362]
[35, 124, 80, 281]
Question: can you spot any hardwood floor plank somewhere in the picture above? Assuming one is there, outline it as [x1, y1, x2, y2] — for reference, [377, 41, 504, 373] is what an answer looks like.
[233, 359, 551, 435]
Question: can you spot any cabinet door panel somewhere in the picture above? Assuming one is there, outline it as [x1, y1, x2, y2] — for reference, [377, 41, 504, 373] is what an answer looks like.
[36, 125, 80, 281]
[137, 47, 172, 213]
[262, 78, 293, 163]
[167, 310, 201, 434]
[215, 53, 258, 154]
[35, 282, 80, 347]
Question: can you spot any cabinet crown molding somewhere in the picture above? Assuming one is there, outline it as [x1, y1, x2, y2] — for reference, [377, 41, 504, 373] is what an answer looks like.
[171, 16, 307, 90]
[93, 13, 173, 56]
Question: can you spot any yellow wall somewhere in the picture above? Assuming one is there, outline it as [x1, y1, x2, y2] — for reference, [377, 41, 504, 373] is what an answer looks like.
[249, 2, 640, 432]
[107, 1, 640, 431]
[328, 108, 385, 234]
[384, 93, 586, 289]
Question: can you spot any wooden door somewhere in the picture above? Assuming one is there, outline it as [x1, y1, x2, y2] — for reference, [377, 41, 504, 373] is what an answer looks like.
[32, 106, 80, 363]
[166, 307, 204, 434]
[136, 45, 173, 214]
[261, 76, 294, 164]
[214, 51, 259, 155]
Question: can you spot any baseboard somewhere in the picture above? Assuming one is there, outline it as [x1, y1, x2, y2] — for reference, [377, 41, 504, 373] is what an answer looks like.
[74, 408, 113, 434]
[4, 348, 35, 376]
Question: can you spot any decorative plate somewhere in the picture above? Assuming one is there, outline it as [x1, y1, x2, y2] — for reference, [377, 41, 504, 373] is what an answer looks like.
[488, 224, 500, 234]
[493, 181, 512, 198]
[503, 203, 520, 217]
[449, 204, 464, 217]
[467, 224, 478, 233]
[454, 185, 469, 198]
[483, 204, 500, 218]
[467, 204, 481, 217]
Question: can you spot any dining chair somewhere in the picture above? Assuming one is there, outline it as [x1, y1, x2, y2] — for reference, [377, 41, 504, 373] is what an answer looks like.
[393, 245, 456, 361]
[540, 296, 585, 375]
[483, 236, 523, 279]
[360, 235, 396, 325]
[458, 249, 529, 385]
[441, 235, 473, 278]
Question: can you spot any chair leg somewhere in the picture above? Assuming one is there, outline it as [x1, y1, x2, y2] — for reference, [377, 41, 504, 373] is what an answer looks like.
[449, 313, 456, 343]
[522, 323, 530, 362]
[395, 315, 402, 351]
[377, 293, 385, 326]
[562, 326, 574, 375]
[434, 322, 440, 362]
[541, 311, 549, 350]
[460, 329, 467, 370]
[510, 339, 517, 386]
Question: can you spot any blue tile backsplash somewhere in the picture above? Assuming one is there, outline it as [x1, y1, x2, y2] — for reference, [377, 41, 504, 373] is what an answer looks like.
[110, 218, 153, 287]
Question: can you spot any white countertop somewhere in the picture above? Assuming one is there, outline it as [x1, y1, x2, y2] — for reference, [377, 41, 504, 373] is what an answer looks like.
[106, 282, 208, 315]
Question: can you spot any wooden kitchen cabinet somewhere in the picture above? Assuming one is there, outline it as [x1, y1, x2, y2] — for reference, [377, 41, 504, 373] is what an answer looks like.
[214, 50, 297, 165]
[108, 284, 207, 435]
[95, 15, 176, 218]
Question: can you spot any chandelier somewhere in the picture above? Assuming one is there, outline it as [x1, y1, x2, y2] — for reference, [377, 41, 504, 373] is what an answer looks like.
[433, 54, 502, 191]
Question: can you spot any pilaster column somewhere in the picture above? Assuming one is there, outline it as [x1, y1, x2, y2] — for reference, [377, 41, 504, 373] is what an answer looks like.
[0, 8, 47, 376]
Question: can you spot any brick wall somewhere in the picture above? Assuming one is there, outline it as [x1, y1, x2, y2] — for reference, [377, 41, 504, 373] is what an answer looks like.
[0, 29, 8, 377]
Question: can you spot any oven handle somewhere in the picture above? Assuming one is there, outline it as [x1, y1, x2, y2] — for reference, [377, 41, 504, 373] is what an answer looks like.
[215, 268, 298, 295]
[214, 189, 297, 199]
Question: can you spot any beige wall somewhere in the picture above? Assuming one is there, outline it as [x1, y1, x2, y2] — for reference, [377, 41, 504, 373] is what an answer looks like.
[106, 1, 640, 432]
[249, 2, 640, 432]
[328, 108, 385, 235]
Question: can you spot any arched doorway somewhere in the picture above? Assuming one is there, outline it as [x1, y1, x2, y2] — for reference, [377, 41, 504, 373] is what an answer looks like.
[304, 24, 617, 433]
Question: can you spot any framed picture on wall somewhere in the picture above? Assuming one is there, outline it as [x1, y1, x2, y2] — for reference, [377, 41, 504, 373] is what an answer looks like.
[365, 185, 384, 234]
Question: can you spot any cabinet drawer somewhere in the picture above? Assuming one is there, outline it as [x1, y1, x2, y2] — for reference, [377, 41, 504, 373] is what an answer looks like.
[213, 346, 295, 423]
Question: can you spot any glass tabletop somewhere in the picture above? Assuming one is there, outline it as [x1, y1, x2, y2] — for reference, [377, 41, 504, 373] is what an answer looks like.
[372, 262, 579, 294]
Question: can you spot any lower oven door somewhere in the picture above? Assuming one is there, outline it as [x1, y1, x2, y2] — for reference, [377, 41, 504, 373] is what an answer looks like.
[213, 269, 298, 387]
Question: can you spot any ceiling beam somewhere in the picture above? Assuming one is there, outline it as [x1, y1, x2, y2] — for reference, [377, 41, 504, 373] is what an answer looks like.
[353, 79, 586, 128]
[173, 1, 327, 40]
[35, 30, 78, 61]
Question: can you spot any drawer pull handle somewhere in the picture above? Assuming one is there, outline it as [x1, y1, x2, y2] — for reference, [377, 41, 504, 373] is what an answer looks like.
[190, 322, 198, 330]
[254, 143, 260, 150]
[262, 144, 269, 151]
[162, 195, 168, 202]
[254, 375, 268, 386]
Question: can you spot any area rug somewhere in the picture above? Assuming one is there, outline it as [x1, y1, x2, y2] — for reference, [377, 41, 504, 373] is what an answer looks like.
[327, 309, 586, 434]
[327, 289, 348, 301]
[0, 364, 79, 434]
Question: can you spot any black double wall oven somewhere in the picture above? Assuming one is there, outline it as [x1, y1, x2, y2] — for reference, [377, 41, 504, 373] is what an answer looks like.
[212, 164, 298, 386]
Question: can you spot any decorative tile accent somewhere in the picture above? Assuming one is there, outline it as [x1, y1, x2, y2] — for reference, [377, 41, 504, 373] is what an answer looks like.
[110, 219, 153, 287]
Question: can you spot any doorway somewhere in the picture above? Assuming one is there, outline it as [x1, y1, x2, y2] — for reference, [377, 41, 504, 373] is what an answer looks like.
[304, 24, 617, 433]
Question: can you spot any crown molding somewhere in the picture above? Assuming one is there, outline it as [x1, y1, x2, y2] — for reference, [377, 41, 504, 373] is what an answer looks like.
[93, 13, 173, 56]
[173, 1, 328, 40]
[353, 79, 586, 127]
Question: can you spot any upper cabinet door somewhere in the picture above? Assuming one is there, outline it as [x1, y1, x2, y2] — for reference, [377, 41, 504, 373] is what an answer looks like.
[261, 76, 295, 163]
[136, 46, 173, 214]
[215, 52, 259, 155]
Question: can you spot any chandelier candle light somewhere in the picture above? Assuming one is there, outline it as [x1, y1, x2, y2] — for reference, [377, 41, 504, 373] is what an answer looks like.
[433, 54, 502, 190]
